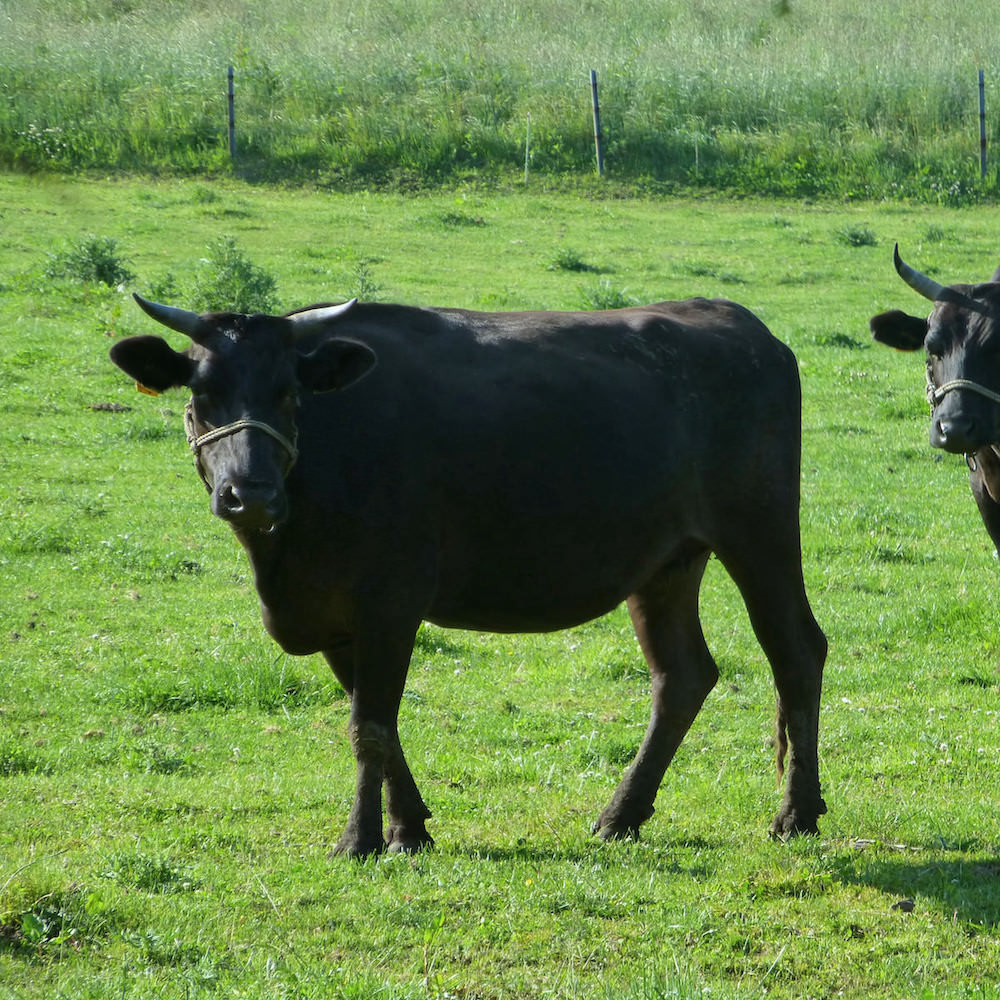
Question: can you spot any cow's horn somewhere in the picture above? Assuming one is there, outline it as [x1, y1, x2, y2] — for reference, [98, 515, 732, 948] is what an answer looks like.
[893, 244, 947, 302]
[286, 298, 358, 336]
[133, 294, 210, 342]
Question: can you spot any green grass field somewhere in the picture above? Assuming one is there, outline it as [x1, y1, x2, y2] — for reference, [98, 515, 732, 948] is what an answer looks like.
[3, 0, 999, 197]
[2, 172, 1000, 997]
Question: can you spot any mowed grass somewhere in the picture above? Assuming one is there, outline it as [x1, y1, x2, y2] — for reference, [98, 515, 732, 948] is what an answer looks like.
[2, 174, 1000, 997]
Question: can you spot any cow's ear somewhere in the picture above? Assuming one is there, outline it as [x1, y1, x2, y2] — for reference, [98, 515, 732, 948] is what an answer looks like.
[109, 335, 196, 391]
[870, 310, 928, 352]
[298, 338, 377, 393]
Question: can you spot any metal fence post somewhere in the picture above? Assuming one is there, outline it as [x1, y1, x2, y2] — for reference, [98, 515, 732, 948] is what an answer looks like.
[590, 70, 604, 176]
[228, 66, 236, 160]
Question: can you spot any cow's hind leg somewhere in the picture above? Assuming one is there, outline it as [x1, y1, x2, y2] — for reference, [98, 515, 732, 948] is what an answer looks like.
[717, 530, 827, 838]
[593, 545, 718, 841]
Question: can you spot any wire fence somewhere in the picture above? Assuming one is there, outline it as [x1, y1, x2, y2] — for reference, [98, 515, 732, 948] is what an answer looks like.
[2, 64, 998, 200]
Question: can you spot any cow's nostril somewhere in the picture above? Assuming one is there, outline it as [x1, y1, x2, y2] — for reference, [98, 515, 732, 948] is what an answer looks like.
[213, 481, 287, 531]
[933, 414, 980, 453]
[217, 483, 246, 517]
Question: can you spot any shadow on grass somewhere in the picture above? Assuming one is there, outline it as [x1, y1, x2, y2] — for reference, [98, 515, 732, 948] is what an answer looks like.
[834, 853, 1000, 927]
[458, 833, 723, 872]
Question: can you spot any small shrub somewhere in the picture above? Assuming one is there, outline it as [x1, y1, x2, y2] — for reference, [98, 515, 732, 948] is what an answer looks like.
[579, 279, 637, 310]
[717, 270, 745, 284]
[44, 234, 135, 287]
[0, 887, 115, 955]
[126, 929, 215, 969]
[836, 225, 878, 247]
[131, 740, 194, 775]
[147, 271, 182, 302]
[190, 236, 279, 313]
[350, 258, 382, 300]
[190, 185, 221, 205]
[814, 331, 867, 349]
[0, 739, 49, 777]
[100, 852, 197, 893]
[549, 247, 596, 273]
[436, 211, 486, 227]
[680, 260, 718, 278]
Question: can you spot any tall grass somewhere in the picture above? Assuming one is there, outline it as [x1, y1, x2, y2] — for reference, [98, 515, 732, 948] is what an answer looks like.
[2, 0, 998, 199]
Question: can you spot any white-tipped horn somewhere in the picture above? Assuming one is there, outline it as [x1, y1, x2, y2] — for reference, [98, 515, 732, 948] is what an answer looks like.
[133, 293, 211, 341]
[893, 244, 947, 302]
[287, 298, 358, 334]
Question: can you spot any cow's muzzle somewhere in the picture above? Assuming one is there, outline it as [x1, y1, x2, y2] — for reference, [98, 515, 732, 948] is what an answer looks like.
[927, 376, 1000, 453]
[213, 479, 288, 533]
[185, 402, 298, 532]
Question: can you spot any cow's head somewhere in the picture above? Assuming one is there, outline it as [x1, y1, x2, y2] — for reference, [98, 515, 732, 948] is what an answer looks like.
[871, 245, 1000, 455]
[110, 295, 376, 533]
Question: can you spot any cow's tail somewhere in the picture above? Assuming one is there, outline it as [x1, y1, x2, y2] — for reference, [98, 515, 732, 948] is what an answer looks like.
[775, 703, 789, 782]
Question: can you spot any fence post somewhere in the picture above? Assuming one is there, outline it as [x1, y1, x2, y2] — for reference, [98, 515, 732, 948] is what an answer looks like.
[227, 66, 236, 160]
[979, 69, 987, 180]
[524, 112, 531, 185]
[590, 70, 604, 176]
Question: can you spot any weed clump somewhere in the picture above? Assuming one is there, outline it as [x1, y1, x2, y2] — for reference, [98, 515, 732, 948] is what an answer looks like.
[100, 852, 197, 893]
[190, 236, 279, 313]
[44, 234, 135, 287]
[350, 258, 382, 300]
[548, 247, 597, 273]
[836, 226, 878, 248]
[579, 278, 637, 310]
[0, 884, 116, 957]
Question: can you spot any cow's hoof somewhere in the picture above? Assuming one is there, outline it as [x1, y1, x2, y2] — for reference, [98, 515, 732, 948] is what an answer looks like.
[330, 831, 386, 859]
[592, 799, 651, 842]
[595, 823, 641, 843]
[591, 813, 642, 842]
[386, 824, 434, 854]
[769, 799, 826, 840]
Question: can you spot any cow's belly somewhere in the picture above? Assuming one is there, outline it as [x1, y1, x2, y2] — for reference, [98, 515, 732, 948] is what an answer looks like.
[425, 515, 695, 633]
[426, 586, 627, 634]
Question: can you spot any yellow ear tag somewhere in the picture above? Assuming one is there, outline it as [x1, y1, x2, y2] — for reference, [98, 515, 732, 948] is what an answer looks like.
[136, 382, 160, 397]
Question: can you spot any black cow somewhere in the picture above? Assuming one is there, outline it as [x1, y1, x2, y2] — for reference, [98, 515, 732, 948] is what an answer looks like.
[871, 246, 1000, 550]
[110, 293, 827, 857]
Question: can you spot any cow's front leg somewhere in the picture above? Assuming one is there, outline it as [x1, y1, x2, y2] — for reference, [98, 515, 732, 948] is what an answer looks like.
[384, 739, 434, 853]
[332, 722, 433, 856]
[968, 447, 1000, 555]
[334, 719, 391, 857]
[328, 620, 425, 858]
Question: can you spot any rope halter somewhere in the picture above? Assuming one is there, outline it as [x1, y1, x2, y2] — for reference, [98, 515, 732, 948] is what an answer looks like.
[924, 375, 1000, 475]
[925, 376, 1000, 409]
[184, 401, 299, 491]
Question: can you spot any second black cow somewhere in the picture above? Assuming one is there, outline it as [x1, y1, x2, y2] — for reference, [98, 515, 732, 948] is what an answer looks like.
[872, 245, 1000, 550]
[111, 293, 827, 857]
